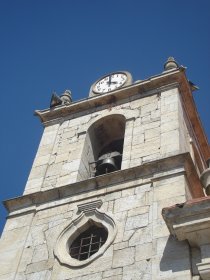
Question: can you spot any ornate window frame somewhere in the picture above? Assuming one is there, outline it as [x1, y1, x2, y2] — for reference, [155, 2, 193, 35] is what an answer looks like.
[54, 200, 117, 267]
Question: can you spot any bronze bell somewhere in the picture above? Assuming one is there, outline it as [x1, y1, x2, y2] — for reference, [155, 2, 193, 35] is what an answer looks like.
[97, 157, 118, 175]
[96, 151, 121, 176]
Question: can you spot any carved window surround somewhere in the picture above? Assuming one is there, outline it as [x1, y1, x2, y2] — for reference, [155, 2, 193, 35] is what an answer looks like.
[54, 199, 117, 267]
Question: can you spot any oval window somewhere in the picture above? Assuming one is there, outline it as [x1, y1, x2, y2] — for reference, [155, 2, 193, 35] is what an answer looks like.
[69, 224, 108, 261]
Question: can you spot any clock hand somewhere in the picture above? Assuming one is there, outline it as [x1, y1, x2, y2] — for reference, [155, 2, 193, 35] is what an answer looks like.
[108, 75, 112, 86]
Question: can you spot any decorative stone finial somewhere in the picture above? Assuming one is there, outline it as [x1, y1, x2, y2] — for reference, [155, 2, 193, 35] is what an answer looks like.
[164, 57, 179, 71]
[200, 158, 210, 195]
[60, 89, 72, 105]
[50, 92, 62, 108]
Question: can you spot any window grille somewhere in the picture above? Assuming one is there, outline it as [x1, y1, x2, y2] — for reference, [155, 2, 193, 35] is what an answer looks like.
[69, 225, 108, 261]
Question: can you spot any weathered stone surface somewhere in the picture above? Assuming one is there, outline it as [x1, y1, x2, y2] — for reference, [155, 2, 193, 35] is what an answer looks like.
[125, 213, 148, 230]
[112, 247, 135, 268]
[0, 76, 203, 280]
[135, 242, 153, 261]
[129, 226, 152, 246]
[102, 268, 122, 278]
[25, 270, 51, 280]
[103, 275, 122, 280]
[122, 260, 152, 280]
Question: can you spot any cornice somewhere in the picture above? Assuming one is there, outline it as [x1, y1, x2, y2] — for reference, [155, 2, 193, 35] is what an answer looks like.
[34, 67, 210, 162]
[3, 153, 204, 216]
[34, 68, 183, 123]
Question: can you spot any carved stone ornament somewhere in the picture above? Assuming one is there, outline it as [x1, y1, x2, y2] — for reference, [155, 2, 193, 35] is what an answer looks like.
[54, 200, 117, 267]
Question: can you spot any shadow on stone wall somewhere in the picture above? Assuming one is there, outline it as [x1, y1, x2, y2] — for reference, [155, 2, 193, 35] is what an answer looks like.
[160, 236, 191, 275]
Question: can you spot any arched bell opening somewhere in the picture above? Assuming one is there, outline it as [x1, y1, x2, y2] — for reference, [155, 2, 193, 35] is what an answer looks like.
[90, 115, 126, 176]
[78, 114, 126, 180]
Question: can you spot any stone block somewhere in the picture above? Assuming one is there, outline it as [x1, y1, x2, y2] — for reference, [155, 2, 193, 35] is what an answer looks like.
[0, 248, 23, 275]
[153, 177, 185, 201]
[129, 226, 152, 246]
[135, 242, 153, 261]
[132, 134, 145, 146]
[112, 247, 135, 268]
[55, 152, 70, 163]
[152, 218, 170, 239]
[56, 172, 77, 187]
[36, 144, 53, 157]
[125, 213, 148, 230]
[24, 178, 43, 193]
[161, 119, 179, 133]
[4, 213, 34, 231]
[114, 211, 127, 244]
[103, 268, 122, 278]
[114, 194, 145, 213]
[60, 159, 80, 175]
[32, 244, 48, 263]
[127, 206, 149, 217]
[103, 275, 122, 280]
[121, 188, 134, 197]
[141, 120, 160, 131]
[161, 87, 179, 98]
[114, 241, 128, 250]
[141, 102, 158, 115]
[0, 225, 31, 275]
[141, 115, 151, 123]
[68, 272, 102, 280]
[107, 201, 114, 213]
[28, 165, 48, 180]
[145, 127, 160, 140]
[156, 195, 185, 219]
[129, 158, 142, 168]
[33, 154, 51, 167]
[142, 153, 160, 163]
[26, 259, 54, 274]
[131, 138, 160, 159]
[103, 191, 122, 202]
[135, 183, 151, 194]
[17, 246, 33, 273]
[39, 130, 58, 147]
[151, 109, 160, 120]
[0, 272, 16, 280]
[25, 270, 51, 280]
[122, 260, 152, 280]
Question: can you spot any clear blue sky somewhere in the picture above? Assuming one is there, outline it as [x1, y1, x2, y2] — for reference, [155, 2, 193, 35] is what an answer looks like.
[0, 0, 209, 234]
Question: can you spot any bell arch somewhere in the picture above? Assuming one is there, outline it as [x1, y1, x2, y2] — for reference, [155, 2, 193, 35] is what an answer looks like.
[77, 114, 126, 180]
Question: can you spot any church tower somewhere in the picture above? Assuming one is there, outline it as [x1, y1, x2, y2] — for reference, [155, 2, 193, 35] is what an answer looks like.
[0, 58, 210, 280]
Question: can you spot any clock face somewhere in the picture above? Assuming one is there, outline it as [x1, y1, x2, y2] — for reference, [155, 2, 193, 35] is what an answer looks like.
[93, 73, 127, 93]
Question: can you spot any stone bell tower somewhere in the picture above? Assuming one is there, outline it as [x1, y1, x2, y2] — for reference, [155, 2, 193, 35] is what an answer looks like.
[0, 58, 210, 280]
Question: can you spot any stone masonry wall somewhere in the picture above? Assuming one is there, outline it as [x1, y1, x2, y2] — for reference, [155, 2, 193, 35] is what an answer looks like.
[24, 86, 192, 195]
[0, 171, 193, 280]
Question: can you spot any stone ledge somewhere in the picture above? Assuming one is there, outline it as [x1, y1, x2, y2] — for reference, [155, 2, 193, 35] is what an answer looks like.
[3, 153, 204, 215]
[162, 196, 210, 245]
[162, 196, 210, 280]
[35, 69, 182, 124]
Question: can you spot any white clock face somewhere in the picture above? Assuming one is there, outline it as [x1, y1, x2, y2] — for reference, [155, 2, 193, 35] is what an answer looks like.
[93, 73, 127, 93]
